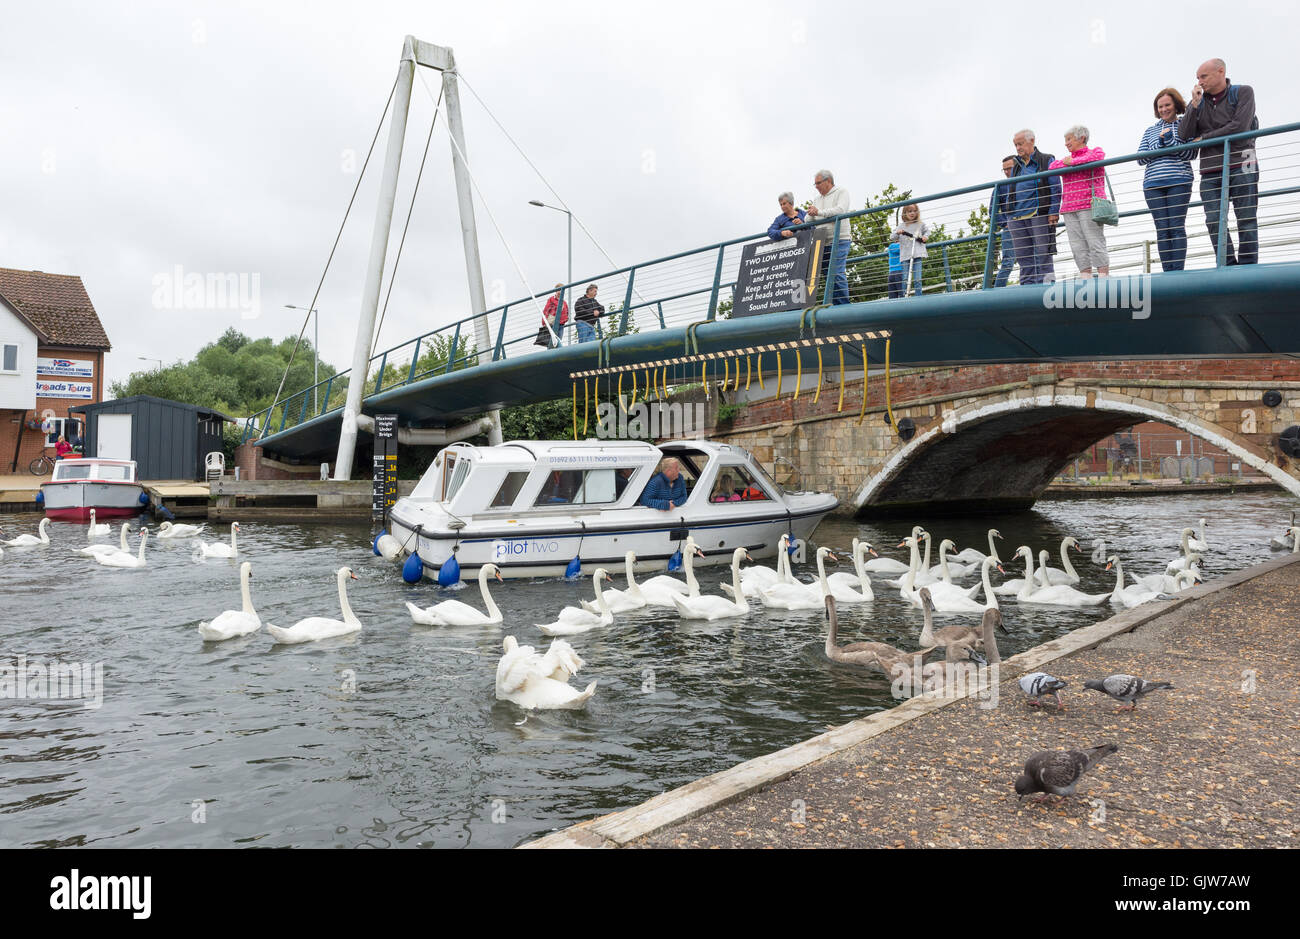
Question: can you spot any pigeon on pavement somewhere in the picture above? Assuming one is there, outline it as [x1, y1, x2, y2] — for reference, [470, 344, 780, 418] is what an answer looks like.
[1015, 743, 1119, 802]
[1083, 674, 1174, 710]
[1019, 672, 1068, 710]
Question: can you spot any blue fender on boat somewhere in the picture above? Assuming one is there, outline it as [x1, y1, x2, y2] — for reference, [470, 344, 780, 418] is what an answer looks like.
[437, 552, 460, 586]
[373, 531, 386, 556]
[402, 550, 424, 584]
[667, 549, 682, 572]
[564, 556, 582, 580]
[138, 492, 150, 505]
[34, 491, 44, 505]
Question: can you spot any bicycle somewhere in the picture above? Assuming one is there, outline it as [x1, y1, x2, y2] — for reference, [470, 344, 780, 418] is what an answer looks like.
[29, 448, 55, 476]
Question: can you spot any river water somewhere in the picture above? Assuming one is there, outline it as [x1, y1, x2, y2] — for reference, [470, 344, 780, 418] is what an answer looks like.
[0, 489, 1293, 848]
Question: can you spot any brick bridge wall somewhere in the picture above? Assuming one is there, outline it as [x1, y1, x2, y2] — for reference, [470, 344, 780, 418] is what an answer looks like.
[707, 358, 1300, 516]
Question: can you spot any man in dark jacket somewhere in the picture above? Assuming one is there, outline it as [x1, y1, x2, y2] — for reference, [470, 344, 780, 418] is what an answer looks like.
[639, 458, 686, 511]
[1006, 130, 1061, 285]
[1179, 58, 1259, 264]
[573, 285, 604, 343]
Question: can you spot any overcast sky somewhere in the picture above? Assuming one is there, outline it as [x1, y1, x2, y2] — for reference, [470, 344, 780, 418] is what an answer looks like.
[2, 0, 1290, 396]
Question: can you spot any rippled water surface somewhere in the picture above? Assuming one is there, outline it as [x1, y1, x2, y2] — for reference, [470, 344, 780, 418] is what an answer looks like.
[0, 490, 1292, 848]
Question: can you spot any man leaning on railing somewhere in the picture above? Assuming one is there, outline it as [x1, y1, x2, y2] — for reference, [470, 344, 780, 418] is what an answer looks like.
[1179, 57, 1259, 265]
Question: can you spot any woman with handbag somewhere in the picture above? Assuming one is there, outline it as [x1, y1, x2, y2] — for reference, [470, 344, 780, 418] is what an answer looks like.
[1049, 125, 1111, 277]
[1137, 88, 1195, 271]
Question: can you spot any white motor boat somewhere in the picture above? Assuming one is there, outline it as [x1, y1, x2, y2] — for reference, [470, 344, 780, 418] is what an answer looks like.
[386, 440, 838, 580]
[39, 458, 148, 522]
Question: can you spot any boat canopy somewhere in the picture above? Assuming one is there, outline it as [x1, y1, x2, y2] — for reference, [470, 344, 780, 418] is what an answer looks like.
[49, 459, 137, 483]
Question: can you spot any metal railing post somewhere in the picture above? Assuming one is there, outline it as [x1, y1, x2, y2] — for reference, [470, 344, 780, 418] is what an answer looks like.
[373, 351, 388, 394]
[321, 376, 334, 417]
[619, 271, 636, 334]
[446, 322, 461, 373]
[407, 337, 422, 385]
[942, 246, 953, 292]
[298, 391, 309, 426]
[707, 246, 726, 320]
[1216, 145, 1231, 266]
[656, 302, 666, 329]
[494, 305, 509, 360]
[981, 189, 999, 289]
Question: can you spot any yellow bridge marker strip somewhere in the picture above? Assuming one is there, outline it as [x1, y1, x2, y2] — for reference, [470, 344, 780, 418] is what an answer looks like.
[813, 346, 823, 405]
[572, 381, 578, 439]
[857, 343, 868, 425]
[836, 345, 845, 412]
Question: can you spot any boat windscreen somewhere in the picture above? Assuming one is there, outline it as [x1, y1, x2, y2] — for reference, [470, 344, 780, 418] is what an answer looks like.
[95, 464, 133, 481]
[53, 464, 92, 481]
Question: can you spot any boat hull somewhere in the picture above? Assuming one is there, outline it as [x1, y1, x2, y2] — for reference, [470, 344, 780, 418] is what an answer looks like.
[41, 481, 146, 522]
[388, 496, 838, 580]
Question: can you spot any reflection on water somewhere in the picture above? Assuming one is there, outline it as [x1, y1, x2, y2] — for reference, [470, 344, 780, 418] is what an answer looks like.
[0, 489, 1292, 847]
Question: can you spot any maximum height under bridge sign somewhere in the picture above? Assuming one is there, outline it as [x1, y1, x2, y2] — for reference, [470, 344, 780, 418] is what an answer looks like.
[372, 413, 397, 524]
[731, 229, 826, 317]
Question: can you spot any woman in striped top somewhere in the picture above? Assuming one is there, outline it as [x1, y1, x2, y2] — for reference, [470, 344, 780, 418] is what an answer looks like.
[1138, 88, 1195, 271]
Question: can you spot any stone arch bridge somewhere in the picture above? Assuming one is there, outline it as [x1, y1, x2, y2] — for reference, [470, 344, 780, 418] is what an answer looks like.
[709, 359, 1300, 517]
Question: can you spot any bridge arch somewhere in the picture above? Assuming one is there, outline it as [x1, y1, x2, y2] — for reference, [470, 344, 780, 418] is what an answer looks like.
[853, 389, 1300, 517]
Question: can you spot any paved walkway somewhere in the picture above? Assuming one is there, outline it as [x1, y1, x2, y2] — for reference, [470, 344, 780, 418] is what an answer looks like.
[527, 555, 1300, 849]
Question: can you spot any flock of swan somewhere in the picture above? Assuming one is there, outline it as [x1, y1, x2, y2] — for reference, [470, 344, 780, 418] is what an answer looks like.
[3, 509, 1293, 714]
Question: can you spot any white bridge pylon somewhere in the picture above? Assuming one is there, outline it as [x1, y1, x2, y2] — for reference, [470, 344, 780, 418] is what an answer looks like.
[335, 36, 503, 480]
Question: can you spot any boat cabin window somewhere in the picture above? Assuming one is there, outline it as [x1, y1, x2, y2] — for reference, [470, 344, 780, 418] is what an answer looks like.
[710, 465, 770, 503]
[489, 472, 530, 508]
[534, 467, 634, 506]
[53, 463, 92, 481]
[443, 455, 471, 502]
[96, 464, 133, 481]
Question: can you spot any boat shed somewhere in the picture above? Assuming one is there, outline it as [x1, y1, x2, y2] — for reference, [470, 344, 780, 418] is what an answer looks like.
[71, 395, 234, 481]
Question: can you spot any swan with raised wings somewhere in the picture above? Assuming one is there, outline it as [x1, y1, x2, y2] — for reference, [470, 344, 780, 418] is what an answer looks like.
[495, 636, 597, 710]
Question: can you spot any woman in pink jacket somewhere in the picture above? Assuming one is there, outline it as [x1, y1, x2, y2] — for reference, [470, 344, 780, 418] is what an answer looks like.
[1049, 126, 1109, 276]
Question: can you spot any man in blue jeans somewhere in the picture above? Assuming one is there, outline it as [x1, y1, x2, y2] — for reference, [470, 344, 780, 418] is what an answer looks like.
[573, 284, 604, 343]
[1006, 130, 1061, 285]
[806, 169, 852, 304]
[1179, 58, 1259, 265]
[994, 155, 1018, 287]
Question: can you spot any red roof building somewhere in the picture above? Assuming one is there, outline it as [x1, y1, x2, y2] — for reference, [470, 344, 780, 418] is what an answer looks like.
[0, 268, 112, 473]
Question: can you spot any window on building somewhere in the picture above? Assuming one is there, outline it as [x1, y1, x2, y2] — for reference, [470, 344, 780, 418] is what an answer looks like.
[44, 418, 67, 446]
[1, 342, 18, 373]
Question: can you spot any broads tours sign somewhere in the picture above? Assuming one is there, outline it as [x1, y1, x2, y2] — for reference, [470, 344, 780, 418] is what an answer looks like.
[731, 230, 825, 317]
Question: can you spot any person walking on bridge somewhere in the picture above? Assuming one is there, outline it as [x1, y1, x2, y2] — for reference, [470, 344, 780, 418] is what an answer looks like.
[993, 155, 1019, 287]
[1179, 58, 1259, 265]
[1007, 130, 1061, 285]
[573, 284, 605, 343]
[805, 170, 853, 305]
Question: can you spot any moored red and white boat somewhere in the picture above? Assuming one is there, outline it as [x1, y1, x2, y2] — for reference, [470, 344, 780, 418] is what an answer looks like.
[39, 458, 148, 522]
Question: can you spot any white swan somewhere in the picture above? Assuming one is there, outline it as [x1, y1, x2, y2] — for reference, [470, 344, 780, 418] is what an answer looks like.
[406, 563, 504, 626]
[862, 528, 914, 575]
[952, 528, 1003, 566]
[495, 636, 597, 710]
[1188, 517, 1209, 553]
[825, 539, 876, 601]
[639, 537, 704, 605]
[758, 546, 838, 609]
[913, 556, 1001, 614]
[673, 547, 753, 619]
[266, 567, 362, 643]
[1036, 537, 1083, 585]
[94, 528, 149, 568]
[1106, 555, 1164, 609]
[723, 533, 808, 599]
[86, 509, 111, 539]
[887, 532, 942, 590]
[538, 569, 613, 636]
[3, 518, 51, 547]
[158, 520, 208, 539]
[199, 561, 262, 640]
[928, 538, 978, 581]
[1269, 513, 1297, 550]
[580, 552, 647, 614]
[1165, 528, 1201, 572]
[1014, 547, 1109, 607]
[196, 522, 240, 559]
[78, 523, 131, 558]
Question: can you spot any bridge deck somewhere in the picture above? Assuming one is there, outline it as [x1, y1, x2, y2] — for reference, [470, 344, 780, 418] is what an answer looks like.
[255, 263, 1300, 459]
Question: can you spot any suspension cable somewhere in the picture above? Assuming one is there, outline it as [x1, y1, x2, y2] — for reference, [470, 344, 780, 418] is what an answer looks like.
[265, 75, 398, 428]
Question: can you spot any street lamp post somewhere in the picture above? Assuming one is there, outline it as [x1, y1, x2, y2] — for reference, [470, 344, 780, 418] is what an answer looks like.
[528, 200, 572, 292]
[285, 305, 320, 414]
[137, 356, 161, 372]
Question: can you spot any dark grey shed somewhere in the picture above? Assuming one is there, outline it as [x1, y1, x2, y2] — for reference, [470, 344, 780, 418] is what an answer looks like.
[71, 395, 234, 481]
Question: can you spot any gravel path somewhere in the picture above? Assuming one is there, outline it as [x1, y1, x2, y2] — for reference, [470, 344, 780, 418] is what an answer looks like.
[627, 562, 1300, 848]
